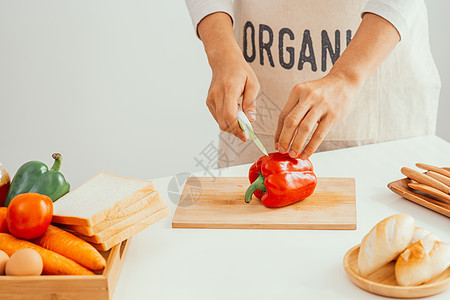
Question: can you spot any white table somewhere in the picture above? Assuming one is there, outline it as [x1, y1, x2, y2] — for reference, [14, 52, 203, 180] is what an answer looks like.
[113, 135, 450, 300]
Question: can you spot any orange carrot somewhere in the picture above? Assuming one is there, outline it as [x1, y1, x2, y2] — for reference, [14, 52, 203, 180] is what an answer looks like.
[32, 225, 106, 271]
[0, 207, 8, 233]
[0, 233, 94, 275]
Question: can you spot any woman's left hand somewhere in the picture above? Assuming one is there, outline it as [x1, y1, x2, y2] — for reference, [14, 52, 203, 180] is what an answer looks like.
[274, 73, 362, 159]
[274, 12, 400, 159]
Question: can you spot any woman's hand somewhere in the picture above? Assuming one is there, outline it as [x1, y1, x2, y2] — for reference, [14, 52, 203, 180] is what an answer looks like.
[199, 13, 260, 142]
[207, 49, 260, 142]
[275, 12, 400, 159]
[274, 73, 361, 159]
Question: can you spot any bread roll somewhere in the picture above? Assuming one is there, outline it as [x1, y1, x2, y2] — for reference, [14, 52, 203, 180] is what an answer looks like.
[410, 227, 430, 245]
[358, 214, 415, 277]
[395, 234, 450, 286]
[409, 227, 439, 246]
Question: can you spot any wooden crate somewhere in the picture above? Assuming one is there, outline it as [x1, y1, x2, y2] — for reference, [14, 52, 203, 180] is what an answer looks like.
[0, 238, 130, 300]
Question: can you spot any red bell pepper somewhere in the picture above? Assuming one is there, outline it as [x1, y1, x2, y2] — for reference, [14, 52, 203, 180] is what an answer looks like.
[245, 152, 317, 207]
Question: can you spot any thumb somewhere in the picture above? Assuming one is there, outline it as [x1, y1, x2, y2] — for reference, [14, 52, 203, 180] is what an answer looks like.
[242, 79, 259, 122]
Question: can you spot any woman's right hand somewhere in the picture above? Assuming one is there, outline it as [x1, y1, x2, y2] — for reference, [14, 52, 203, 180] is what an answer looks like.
[198, 12, 260, 142]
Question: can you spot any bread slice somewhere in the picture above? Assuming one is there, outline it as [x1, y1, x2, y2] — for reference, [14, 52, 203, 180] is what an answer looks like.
[67, 205, 167, 243]
[85, 207, 170, 251]
[52, 172, 154, 227]
[57, 191, 165, 236]
[395, 233, 450, 286]
[63, 192, 166, 242]
[358, 214, 415, 277]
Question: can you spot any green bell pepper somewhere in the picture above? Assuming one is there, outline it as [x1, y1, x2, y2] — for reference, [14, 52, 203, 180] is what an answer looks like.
[4, 153, 70, 206]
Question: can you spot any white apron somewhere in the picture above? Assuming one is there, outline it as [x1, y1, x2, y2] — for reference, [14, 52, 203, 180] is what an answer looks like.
[218, 0, 441, 168]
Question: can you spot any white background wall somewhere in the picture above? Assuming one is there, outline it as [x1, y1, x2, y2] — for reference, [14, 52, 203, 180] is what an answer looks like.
[427, 1, 450, 142]
[0, 1, 448, 187]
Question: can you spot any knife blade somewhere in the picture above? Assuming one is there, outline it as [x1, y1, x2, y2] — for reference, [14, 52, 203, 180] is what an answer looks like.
[237, 108, 269, 156]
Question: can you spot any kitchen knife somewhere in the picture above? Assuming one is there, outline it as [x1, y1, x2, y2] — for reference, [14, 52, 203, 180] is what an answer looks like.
[237, 108, 269, 156]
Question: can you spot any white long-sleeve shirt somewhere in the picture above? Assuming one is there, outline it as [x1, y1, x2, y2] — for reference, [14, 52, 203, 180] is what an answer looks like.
[185, 0, 423, 40]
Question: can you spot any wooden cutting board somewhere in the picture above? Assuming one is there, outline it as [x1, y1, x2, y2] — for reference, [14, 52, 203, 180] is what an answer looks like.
[172, 177, 356, 230]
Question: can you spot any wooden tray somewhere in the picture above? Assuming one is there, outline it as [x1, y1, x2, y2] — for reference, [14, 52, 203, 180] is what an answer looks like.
[388, 170, 450, 218]
[343, 244, 450, 298]
[172, 177, 356, 230]
[0, 238, 131, 300]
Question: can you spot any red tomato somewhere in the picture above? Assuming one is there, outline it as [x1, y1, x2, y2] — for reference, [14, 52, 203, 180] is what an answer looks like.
[0, 207, 8, 233]
[6, 193, 53, 239]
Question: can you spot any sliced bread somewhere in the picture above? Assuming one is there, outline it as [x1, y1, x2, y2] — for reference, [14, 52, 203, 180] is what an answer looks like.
[82, 207, 170, 251]
[57, 191, 165, 236]
[53, 172, 154, 227]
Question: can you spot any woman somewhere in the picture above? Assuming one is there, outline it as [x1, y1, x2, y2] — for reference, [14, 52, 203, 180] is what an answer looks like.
[186, 0, 440, 167]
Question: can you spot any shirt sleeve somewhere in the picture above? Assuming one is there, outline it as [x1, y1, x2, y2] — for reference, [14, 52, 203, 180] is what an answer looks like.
[185, 0, 234, 38]
[362, 0, 423, 40]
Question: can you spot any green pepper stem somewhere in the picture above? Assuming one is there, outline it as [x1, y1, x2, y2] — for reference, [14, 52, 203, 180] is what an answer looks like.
[50, 153, 62, 171]
[245, 173, 266, 203]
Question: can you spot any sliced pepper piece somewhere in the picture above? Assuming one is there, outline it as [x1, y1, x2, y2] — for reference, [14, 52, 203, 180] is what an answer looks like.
[245, 152, 317, 208]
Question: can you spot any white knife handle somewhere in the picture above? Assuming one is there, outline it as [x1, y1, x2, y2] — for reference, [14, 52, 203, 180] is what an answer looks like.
[237, 108, 251, 140]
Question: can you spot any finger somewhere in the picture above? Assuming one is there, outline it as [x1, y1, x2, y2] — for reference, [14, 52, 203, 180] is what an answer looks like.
[214, 90, 232, 134]
[274, 85, 304, 151]
[242, 78, 260, 122]
[223, 89, 247, 142]
[299, 116, 333, 159]
[277, 102, 311, 154]
[288, 109, 322, 158]
[206, 95, 218, 123]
